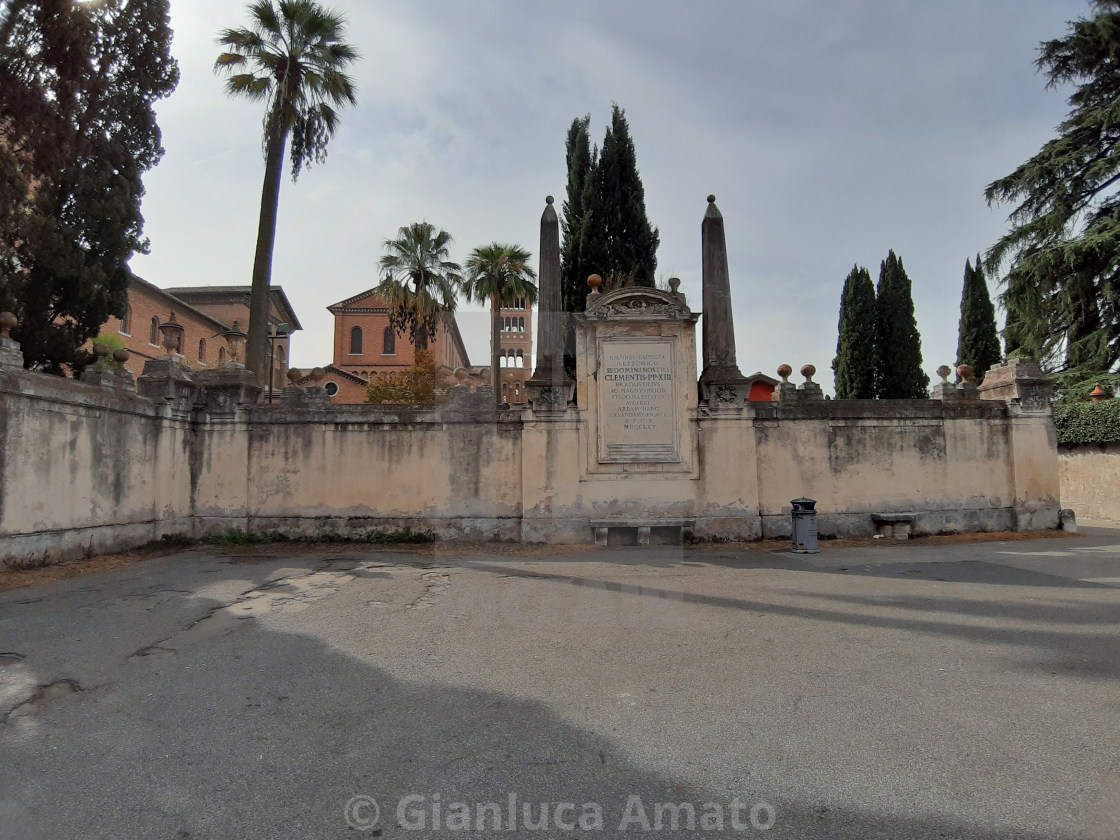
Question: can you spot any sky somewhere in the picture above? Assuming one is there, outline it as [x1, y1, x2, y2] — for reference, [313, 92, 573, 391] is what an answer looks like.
[130, 0, 1090, 390]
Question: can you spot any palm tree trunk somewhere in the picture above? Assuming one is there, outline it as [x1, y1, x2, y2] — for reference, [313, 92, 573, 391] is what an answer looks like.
[246, 118, 288, 386]
[491, 290, 503, 407]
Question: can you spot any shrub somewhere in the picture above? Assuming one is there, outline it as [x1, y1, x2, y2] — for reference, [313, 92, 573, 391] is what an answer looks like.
[1053, 399, 1120, 445]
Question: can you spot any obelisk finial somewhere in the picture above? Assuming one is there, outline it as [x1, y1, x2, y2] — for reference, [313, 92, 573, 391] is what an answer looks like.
[700, 194, 745, 384]
[528, 194, 572, 396]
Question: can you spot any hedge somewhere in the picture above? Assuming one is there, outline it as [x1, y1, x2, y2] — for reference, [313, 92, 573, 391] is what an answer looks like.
[1053, 399, 1120, 445]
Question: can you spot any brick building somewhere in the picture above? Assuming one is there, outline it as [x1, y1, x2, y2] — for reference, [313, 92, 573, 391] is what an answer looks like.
[311, 288, 473, 403]
[496, 296, 533, 405]
[101, 278, 301, 384]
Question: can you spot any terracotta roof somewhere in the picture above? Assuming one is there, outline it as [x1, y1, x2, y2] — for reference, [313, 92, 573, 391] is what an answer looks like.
[327, 287, 391, 313]
[745, 371, 781, 386]
[163, 285, 303, 331]
[128, 275, 230, 334]
[294, 364, 368, 386]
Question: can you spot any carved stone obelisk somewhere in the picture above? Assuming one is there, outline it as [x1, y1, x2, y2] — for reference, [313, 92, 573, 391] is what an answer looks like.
[527, 196, 574, 412]
[698, 195, 750, 410]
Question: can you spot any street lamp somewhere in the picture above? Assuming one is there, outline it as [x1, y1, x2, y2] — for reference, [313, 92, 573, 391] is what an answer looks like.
[267, 322, 291, 404]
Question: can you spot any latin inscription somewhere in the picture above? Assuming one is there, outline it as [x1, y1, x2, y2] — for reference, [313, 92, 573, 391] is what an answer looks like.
[598, 341, 679, 462]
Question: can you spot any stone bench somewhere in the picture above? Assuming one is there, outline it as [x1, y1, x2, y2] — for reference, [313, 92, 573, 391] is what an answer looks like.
[590, 519, 696, 547]
[871, 512, 917, 540]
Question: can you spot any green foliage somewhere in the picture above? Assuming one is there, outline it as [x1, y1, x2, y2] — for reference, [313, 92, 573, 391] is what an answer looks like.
[92, 332, 126, 368]
[375, 222, 463, 350]
[578, 105, 660, 289]
[875, 251, 930, 398]
[560, 106, 659, 369]
[215, 0, 359, 381]
[204, 528, 290, 546]
[364, 349, 450, 406]
[203, 526, 434, 546]
[985, 1, 1120, 373]
[1052, 368, 1120, 402]
[1053, 398, 1120, 444]
[956, 256, 1003, 383]
[560, 115, 593, 352]
[463, 242, 536, 404]
[0, 0, 178, 374]
[832, 265, 877, 399]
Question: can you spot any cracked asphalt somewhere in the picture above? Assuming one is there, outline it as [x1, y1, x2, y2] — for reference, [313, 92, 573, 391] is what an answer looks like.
[1, 528, 1119, 839]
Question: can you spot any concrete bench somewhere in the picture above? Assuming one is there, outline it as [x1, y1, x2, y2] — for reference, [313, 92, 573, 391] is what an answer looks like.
[871, 512, 917, 540]
[589, 519, 695, 547]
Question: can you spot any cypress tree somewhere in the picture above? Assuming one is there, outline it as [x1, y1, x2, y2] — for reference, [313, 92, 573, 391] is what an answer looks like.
[832, 265, 877, 398]
[577, 104, 659, 289]
[0, 0, 179, 373]
[560, 115, 593, 368]
[875, 250, 930, 398]
[956, 255, 1002, 382]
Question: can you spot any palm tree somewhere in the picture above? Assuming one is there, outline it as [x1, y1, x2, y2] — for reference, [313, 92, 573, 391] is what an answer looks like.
[376, 222, 464, 351]
[463, 243, 538, 406]
[215, 0, 358, 384]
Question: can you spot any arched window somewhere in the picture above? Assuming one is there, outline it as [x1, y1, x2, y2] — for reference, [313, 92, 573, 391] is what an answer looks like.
[350, 326, 363, 355]
[514, 383, 521, 402]
[277, 346, 286, 368]
[198, 339, 206, 363]
[502, 317, 509, 332]
[519, 317, 525, 332]
[382, 326, 395, 355]
[502, 383, 509, 401]
[120, 307, 132, 335]
[219, 347, 227, 365]
[149, 317, 159, 346]
[516, 350, 524, 368]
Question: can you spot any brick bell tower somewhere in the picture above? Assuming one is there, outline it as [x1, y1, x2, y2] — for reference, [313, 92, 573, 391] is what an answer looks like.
[496, 296, 533, 405]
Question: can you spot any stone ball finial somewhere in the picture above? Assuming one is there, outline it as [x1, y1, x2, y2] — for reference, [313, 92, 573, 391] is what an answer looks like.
[956, 364, 974, 383]
[454, 367, 469, 384]
[937, 364, 952, 383]
[546, 195, 554, 205]
[707, 195, 716, 204]
[286, 367, 301, 384]
[92, 342, 111, 359]
[0, 311, 18, 339]
[112, 348, 130, 364]
[310, 367, 326, 385]
[668, 277, 681, 293]
[587, 274, 603, 291]
[1091, 383, 1106, 403]
[479, 367, 492, 385]
[777, 364, 793, 383]
[801, 364, 816, 383]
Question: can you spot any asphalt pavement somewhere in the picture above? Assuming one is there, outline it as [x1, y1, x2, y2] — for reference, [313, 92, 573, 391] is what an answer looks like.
[2, 527, 1119, 839]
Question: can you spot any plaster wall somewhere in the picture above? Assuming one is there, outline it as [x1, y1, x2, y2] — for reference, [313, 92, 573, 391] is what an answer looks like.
[1058, 444, 1120, 521]
[0, 363, 1063, 565]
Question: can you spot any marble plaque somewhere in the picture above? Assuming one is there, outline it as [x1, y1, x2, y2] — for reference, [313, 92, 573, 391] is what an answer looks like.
[598, 339, 680, 462]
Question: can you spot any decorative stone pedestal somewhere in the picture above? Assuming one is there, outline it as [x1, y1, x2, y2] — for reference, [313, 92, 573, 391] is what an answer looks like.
[576, 286, 699, 473]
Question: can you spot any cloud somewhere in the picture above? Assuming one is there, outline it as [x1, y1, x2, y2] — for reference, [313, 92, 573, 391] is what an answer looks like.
[132, 0, 1088, 388]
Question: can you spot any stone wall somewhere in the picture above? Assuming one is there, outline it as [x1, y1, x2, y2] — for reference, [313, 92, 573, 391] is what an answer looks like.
[0, 358, 1063, 566]
[1058, 444, 1120, 521]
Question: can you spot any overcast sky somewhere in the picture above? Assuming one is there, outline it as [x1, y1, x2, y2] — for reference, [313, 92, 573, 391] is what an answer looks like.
[130, 0, 1088, 389]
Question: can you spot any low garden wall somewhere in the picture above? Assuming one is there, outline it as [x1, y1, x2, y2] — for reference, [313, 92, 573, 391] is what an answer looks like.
[0, 358, 1064, 566]
[1055, 399, 1120, 521]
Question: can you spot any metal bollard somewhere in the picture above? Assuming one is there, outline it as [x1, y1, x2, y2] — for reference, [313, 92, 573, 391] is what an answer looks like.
[791, 498, 819, 554]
